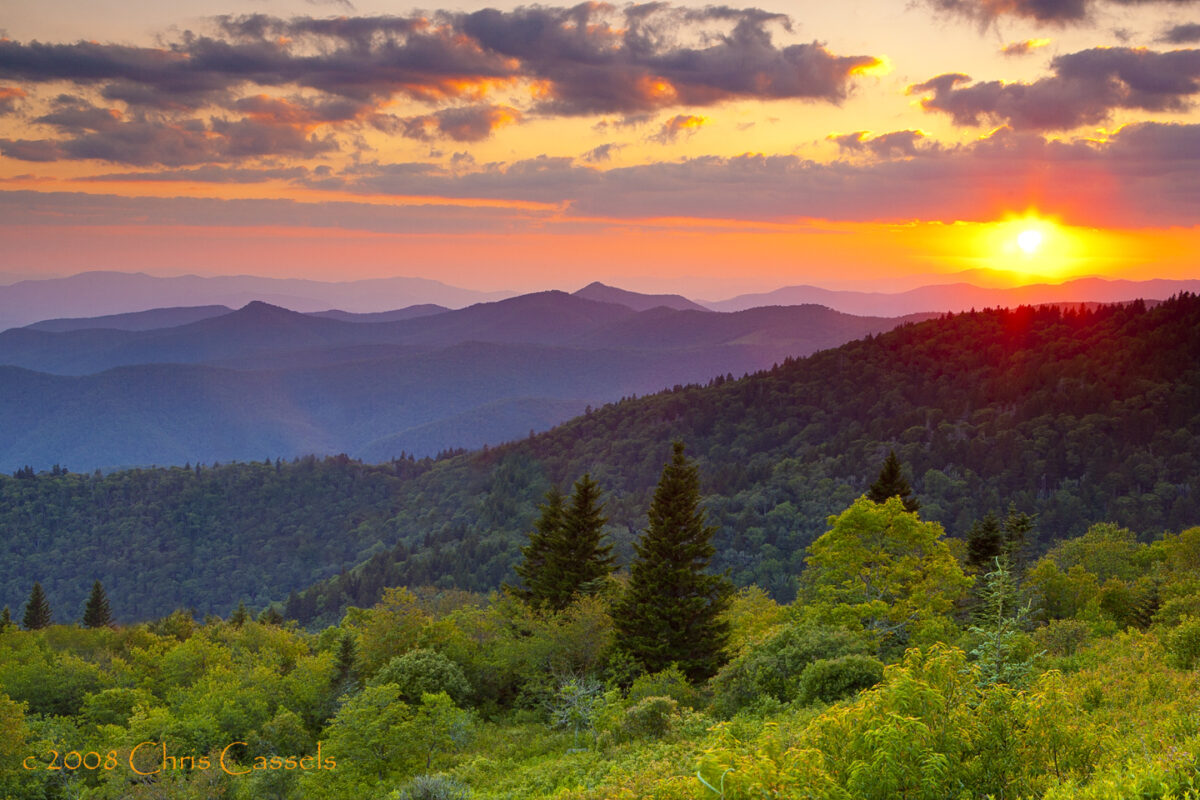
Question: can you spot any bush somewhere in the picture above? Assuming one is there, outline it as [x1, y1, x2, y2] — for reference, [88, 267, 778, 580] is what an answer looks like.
[620, 695, 679, 740]
[1165, 616, 1200, 670]
[394, 774, 470, 800]
[708, 623, 870, 716]
[372, 649, 471, 705]
[626, 665, 696, 708]
[796, 655, 884, 705]
[1033, 619, 1091, 657]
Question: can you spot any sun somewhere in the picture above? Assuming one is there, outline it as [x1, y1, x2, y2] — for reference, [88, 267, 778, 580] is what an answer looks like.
[1017, 228, 1043, 255]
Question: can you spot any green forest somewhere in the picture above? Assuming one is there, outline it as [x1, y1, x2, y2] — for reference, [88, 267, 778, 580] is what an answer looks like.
[2, 295, 1198, 626]
[5, 469, 1200, 799]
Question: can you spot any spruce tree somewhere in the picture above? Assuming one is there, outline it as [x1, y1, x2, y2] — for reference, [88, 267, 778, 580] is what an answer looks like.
[22, 582, 52, 630]
[0, 606, 11, 630]
[509, 486, 566, 609]
[867, 450, 920, 512]
[548, 474, 613, 610]
[966, 512, 1004, 572]
[82, 580, 113, 628]
[614, 441, 731, 681]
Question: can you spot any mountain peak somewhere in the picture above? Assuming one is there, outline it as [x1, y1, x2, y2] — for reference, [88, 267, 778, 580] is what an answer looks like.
[572, 281, 708, 312]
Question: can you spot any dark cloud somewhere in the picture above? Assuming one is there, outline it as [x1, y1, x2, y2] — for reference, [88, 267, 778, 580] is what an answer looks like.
[5, 123, 1200, 229]
[0, 138, 65, 161]
[1162, 23, 1200, 43]
[911, 47, 1200, 130]
[395, 105, 522, 142]
[928, 0, 1199, 26]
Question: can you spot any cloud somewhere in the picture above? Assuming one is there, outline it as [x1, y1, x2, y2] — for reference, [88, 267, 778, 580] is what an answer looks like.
[927, 0, 1200, 26]
[393, 105, 522, 142]
[1001, 39, 1051, 56]
[1162, 23, 1200, 43]
[582, 143, 623, 162]
[652, 114, 707, 143]
[830, 130, 930, 158]
[910, 47, 1200, 130]
[76, 166, 312, 183]
[0, 86, 27, 115]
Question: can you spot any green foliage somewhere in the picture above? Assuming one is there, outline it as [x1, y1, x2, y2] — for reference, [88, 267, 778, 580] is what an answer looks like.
[969, 556, 1037, 687]
[626, 665, 696, 709]
[372, 648, 472, 705]
[709, 622, 870, 716]
[796, 655, 885, 705]
[510, 485, 566, 609]
[82, 579, 113, 628]
[615, 441, 732, 682]
[867, 450, 919, 512]
[550, 677, 604, 748]
[1165, 615, 1200, 670]
[619, 695, 680, 740]
[803, 496, 971, 649]
[21, 581, 51, 630]
[395, 774, 472, 800]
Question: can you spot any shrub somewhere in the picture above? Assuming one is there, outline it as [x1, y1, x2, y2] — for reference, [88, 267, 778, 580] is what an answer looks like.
[372, 649, 471, 705]
[796, 655, 884, 705]
[626, 665, 696, 708]
[1165, 615, 1200, 670]
[1033, 619, 1091, 658]
[620, 695, 679, 740]
[394, 774, 470, 800]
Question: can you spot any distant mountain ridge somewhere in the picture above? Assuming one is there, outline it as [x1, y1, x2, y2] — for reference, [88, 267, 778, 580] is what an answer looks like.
[708, 277, 1200, 316]
[0, 271, 514, 330]
[573, 281, 708, 312]
[0, 293, 938, 469]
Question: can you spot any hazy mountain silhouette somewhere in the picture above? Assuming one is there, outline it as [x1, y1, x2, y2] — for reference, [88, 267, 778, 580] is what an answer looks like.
[0, 271, 513, 330]
[0, 291, 937, 469]
[708, 277, 1200, 315]
[573, 281, 708, 312]
[25, 305, 234, 332]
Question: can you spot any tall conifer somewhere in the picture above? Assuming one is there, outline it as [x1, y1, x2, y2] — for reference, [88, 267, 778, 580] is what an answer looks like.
[0, 606, 11, 630]
[82, 580, 113, 628]
[509, 486, 566, 609]
[867, 450, 920, 512]
[22, 582, 52, 630]
[548, 474, 613, 610]
[615, 441, 731, 681]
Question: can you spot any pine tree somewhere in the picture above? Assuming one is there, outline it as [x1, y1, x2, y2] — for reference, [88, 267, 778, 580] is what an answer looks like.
[509, 486, 566, 609]
[867, 450, 920, 512]
[0, 606, 11, 630]
[1002, 504, 1035, 570]
[548, 474, 613, 611]
[22, 582, 52, 630]
[82, 580, 113, 628]
[614, 441, 732, 682]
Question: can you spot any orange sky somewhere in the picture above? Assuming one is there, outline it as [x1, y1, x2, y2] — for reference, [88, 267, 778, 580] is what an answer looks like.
[1, 0, 1198, 296]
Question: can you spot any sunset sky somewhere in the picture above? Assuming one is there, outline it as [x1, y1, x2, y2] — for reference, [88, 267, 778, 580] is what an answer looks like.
[2, 0, 1199, 297]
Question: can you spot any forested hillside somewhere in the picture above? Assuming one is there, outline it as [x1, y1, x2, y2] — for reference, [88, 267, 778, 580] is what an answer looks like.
[2, 296, 1197, 625]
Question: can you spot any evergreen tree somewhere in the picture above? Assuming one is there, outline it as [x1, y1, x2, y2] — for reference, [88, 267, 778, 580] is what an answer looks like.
[548, 474, 613, 611]
[82, 580, 113, 628]
[508, 486, 566, 609]
[510, 477, 613, 612]
[1002, 504, 1035, 570]
[968, 555, 1035, 687]
[867, 450, 920, 512]
[0, 606, 11, 630]
[22, 582, 52, 630]
[615, 441, 732, 681]
[230, 600, 250, 627]
[967, 512, 1004, 572]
